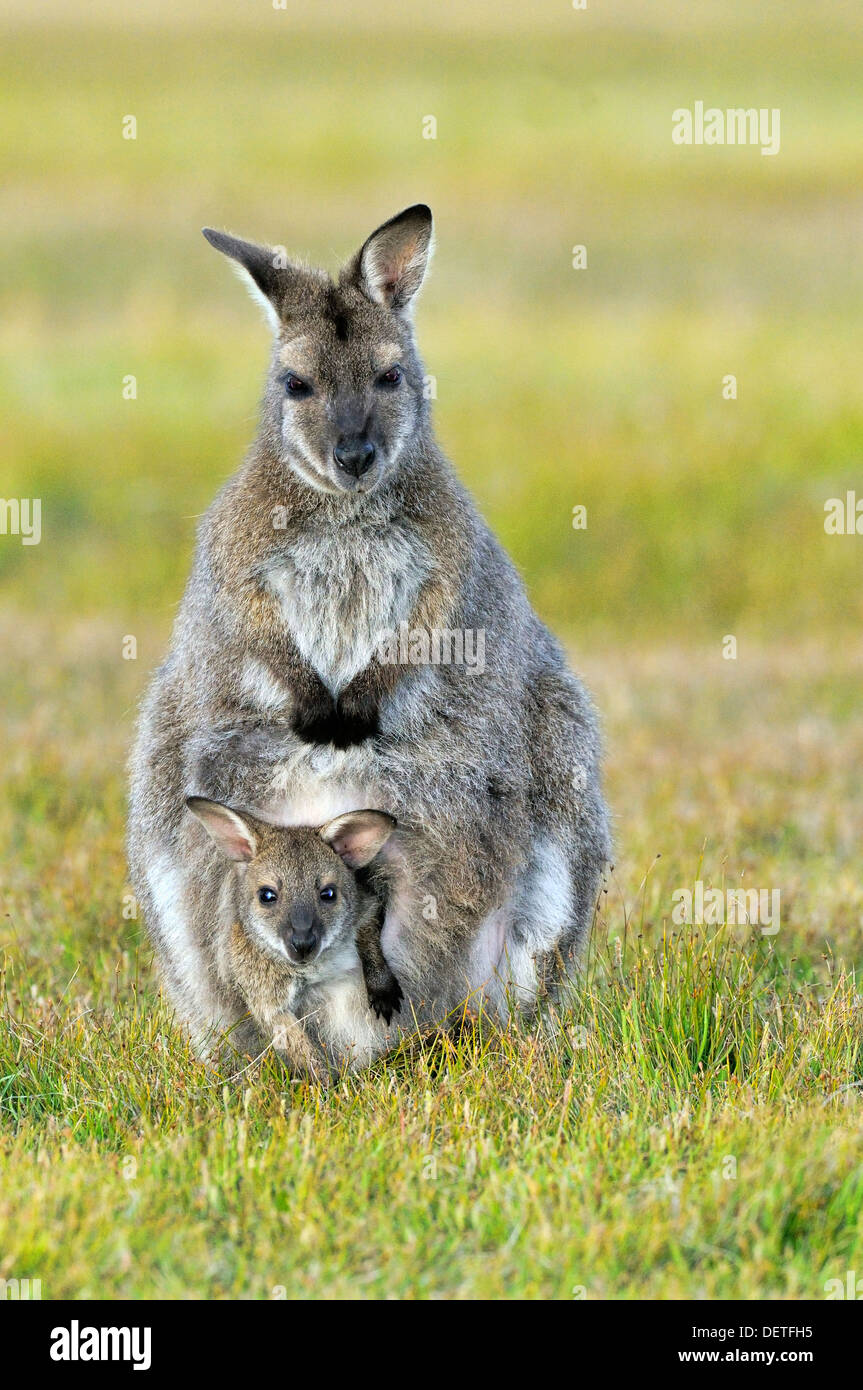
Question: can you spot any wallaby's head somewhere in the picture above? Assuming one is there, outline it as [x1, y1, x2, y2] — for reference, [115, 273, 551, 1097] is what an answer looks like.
[186, 797, 395, 966]
[202, 205, 433, 497]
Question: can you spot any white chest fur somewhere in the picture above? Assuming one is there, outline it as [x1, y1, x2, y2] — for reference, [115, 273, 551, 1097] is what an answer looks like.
[265, 522, 431, 695]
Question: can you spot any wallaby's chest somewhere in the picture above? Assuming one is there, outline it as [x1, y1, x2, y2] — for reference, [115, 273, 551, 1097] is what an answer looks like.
[265, 523, 430, 694]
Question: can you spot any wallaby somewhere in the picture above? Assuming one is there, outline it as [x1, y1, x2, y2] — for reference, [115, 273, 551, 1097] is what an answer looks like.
[128, 204, 610, 1055]
[185, 798, 399, 1077]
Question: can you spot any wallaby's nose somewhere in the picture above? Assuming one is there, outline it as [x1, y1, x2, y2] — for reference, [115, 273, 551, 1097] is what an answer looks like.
[289, 926, 318, 961]
[287, 906, 319, 962]
[333, 436, 376, 478]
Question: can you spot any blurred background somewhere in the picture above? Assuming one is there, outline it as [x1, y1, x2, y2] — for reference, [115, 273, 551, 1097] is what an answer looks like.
[1, 0, 861, 977]
[2, 0, 862, 634]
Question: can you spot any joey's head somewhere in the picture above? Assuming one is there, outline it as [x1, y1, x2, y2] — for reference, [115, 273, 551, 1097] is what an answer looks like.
[202, 205, 434, 497]
[186, 797, 396, 967]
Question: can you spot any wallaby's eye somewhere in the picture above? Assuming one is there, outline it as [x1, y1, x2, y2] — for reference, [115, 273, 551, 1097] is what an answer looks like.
[285, 374, 311, 397]
[377, 366, 402, 388]
[319, 885, 337, 903]
[257, 886, 279, 905]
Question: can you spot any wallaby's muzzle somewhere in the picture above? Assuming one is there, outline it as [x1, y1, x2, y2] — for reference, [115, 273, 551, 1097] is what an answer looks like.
[284, 904, 321, 963]
[289, 928, 318, 962]
[333, 435, 376, 478]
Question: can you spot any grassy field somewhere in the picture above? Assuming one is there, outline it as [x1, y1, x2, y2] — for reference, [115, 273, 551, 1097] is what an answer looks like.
[1, 0, 862, 1299]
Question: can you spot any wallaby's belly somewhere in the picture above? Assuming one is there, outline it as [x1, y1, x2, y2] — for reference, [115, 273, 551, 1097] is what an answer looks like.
[255, 776, 372, 828]
[306, 967, 389, 1069]
[265, 525, 431, 695]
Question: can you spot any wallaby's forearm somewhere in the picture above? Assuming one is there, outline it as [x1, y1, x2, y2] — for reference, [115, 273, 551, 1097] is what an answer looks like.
[354, 881, 403, 1025]
[215, 566, 460, 750]
[226, 921, 329, 1079]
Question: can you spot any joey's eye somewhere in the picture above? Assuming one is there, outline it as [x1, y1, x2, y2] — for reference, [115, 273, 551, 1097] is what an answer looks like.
[285, 374, 310, 396]
[257, 886, 279, 905]
[319, 885, 337, 903]
[377, 366, 402, 388]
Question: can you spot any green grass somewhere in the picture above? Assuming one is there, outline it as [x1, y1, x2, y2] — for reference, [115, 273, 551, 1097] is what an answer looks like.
[1, 920, 860, 1300]
[1, 0, 863, 1298]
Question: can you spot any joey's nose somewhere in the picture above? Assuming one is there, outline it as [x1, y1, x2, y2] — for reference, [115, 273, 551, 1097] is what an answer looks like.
[333, 436, 376, 477]
[289, 927, 318, 961]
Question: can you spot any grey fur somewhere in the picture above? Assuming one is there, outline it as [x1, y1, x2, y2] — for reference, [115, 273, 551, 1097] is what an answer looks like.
[128, 205, 611, 1056]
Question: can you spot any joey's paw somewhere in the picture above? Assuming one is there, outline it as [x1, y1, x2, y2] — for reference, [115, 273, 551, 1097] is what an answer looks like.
[303, 1052, 332, 1085]
[272, 1023, 330, 1083]
[368, 975, 404, 1027]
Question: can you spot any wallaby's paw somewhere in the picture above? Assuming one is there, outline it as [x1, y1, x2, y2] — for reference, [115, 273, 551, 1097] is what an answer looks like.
[303, 1053, 331, 1084]
[292, 687, 378, 748]
[291, 690, 340, 745]
[368, 975, 404, 1026]
[334, 686, 380, 747]
[277, 1045, 330, 1084]
[271, 1013, 331, 1082]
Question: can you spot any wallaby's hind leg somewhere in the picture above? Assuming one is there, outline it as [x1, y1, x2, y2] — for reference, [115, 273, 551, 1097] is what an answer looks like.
[355, 879, 404, 1025]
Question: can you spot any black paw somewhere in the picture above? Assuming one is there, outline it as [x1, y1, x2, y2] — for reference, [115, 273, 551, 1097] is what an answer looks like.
[367, 975, 404, 1026]
[291, 689, 340, 745]
[292, 688, 379, 748]
[334, 686, 380, 747]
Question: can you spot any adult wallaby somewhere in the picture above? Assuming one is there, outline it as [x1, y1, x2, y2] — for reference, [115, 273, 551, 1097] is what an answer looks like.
[128, 204, 610, 1053]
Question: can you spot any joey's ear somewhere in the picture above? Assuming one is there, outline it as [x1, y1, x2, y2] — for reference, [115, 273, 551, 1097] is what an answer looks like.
[202, 228, 297, 330]
[344, 204, 433, 312]
[318, 810, 397, 869]
[186, 796, 258, 862]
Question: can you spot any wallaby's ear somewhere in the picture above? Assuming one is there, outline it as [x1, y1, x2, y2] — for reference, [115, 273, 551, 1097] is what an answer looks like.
[345, 205, 433, 312]
[319, 810, 397, 869]
[186, 796, 258, 862]
[202, 227, 291, 330]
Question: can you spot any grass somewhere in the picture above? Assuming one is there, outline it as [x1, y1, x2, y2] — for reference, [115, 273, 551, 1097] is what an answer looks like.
[1, 0, 862, 1298]
[1, 914, 860, 1300]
